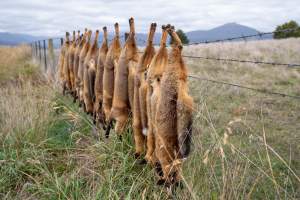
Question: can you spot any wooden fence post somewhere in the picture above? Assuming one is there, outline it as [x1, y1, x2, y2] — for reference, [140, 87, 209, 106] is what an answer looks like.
[60, 38, 64, 47]
[35, 42, 38, 59]
[124, 32, 129, 41]
[48, 39, 55, 65]
[38, 41, 42, 64]
[47, 39, 55, 82]
[43, 40, 47, 71]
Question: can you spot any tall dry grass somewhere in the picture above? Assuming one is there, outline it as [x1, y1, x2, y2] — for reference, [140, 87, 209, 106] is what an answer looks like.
[0, 45, 51, 138]
[184, 38, 300, 94]
[0, 45, 40, 83]
[0, 46, 57, 198]
[0, 38, 299, 199]
[181, 38, 300, 199]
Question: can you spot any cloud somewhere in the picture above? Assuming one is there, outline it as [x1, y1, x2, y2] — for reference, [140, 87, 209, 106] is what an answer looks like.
[0, 0, 299, 36]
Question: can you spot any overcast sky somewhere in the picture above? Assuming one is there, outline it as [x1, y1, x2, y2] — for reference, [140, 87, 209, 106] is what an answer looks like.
[0, 0, 299, 36]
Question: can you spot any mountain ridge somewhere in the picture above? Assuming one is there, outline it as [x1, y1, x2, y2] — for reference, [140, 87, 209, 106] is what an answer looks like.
[0, 23, 272, 46]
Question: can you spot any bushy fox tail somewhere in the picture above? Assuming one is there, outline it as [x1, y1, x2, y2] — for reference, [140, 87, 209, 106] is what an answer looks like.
[177, 100, 193, 158]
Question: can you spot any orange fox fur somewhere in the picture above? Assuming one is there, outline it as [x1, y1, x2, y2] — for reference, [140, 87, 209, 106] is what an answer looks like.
[111, 17, 139, 135]
[132, 23, 156, 157]
[103, 23, 121, 123]
[145, 25, 169, 165]
[68, 31, 77, 94]
[62, 32, 72, 94]
[154, 26, 194, 185]
[74, 29, 88, 100]
[78, 30, 92, 106]
[58, 32, 69, 82]
[83, 30, 99, 114]
[57, 32, 70, 94]
[94, 27, 109, 124]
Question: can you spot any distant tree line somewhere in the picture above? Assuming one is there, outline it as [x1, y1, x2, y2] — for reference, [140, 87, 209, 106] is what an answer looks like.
[274, 20, 300, 39]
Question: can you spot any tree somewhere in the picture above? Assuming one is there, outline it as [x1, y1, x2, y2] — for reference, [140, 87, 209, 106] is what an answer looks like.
[170, 29, 189, 45]
[274, 20, 300, 39]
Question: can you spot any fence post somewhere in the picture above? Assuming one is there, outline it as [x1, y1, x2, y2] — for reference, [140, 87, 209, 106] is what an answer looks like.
[38, 41, 42, 64]
[30, 43, 33, 57]
[35, 42, 38, 59]
[48, 39, 55, 64]
[43, 40, 47, 71]
[60, 38, 64, 47]
[124, 32, 129, 41]
[48, 39, 55, 82]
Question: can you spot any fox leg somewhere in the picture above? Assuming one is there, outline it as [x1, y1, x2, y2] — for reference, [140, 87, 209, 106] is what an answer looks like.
[139, 82, 148, 136]
[133, 79, 145, 157]
[146, 86, 159, 165]
[114, 112, 129, 136]
[145, 124, 157, 164]
[155, 135, 181, 185]
[133, 119, 145, 158]
[62, 81, 67, 96]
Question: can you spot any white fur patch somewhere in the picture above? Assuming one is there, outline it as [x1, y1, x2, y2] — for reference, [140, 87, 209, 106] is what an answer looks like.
[142, 128, 148, 136]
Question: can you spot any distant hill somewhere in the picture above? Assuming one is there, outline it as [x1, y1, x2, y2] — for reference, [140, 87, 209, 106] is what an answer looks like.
[0, 23, 272, 46]
[129, 23, 272, 45]
[186, 23, 272, 43]
[0, 32, 45, 46]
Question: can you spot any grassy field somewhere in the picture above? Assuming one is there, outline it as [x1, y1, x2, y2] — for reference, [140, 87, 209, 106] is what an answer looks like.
[0, 39, 299, 199]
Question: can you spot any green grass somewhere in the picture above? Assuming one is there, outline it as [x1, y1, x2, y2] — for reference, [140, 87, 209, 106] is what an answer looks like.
[1, 84, 298, 199]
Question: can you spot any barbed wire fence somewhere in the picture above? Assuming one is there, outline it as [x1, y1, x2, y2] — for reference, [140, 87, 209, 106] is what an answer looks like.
[25, 26, 300, 197]
[187, 27, 300, 45]
[29, 27, 300, 100]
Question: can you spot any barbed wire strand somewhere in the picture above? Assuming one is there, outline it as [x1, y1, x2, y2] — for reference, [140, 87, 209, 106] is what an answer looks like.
[132, 27, 300, 46]
[182, 55, 300, 68]
[137, 51, 300, 68]
[29, 26, 299, 46]
[188, 74, 300, 99]
[188, 27, 300, 45]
